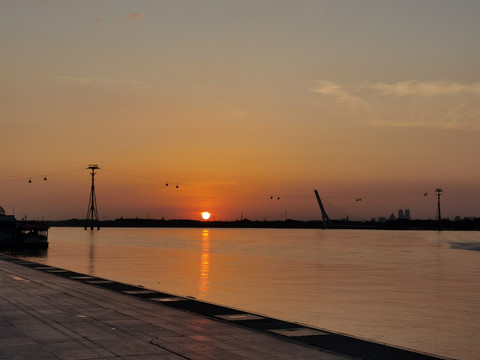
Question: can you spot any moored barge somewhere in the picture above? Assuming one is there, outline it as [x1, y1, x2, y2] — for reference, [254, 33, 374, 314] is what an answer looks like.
[0, 207, 49, 249]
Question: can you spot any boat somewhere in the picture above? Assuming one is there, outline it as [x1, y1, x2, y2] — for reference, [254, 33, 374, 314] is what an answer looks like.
[0, 206, 49, 249]
[16, 221, 49, 248]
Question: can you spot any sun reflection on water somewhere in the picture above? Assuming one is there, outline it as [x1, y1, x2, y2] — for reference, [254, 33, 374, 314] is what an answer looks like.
[199, 229, 210, 298]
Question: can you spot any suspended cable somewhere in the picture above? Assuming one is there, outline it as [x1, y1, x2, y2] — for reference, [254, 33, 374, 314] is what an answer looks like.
[102, 167, 181, 189]
[0, 167, 84, 183]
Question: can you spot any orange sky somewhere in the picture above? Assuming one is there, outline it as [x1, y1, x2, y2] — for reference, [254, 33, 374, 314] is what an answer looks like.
[1, 1, 479, 221]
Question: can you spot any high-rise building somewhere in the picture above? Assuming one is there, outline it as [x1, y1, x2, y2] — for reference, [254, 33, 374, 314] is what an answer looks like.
[398, 209, 404, 219]
[405, 209, 411, 220]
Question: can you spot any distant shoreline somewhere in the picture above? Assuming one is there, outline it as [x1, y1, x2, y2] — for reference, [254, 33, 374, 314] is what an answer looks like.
[45, 218, 480, 231]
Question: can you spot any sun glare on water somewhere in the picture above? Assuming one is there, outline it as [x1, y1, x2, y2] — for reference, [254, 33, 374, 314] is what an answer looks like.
[201, 212, 211, 220]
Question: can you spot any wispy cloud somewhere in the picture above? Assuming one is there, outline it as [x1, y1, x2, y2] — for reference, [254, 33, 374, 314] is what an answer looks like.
[53, 76, 93, 86]
[367, 80, 480, 97]
[127, 12, 142, 20]
[51, 76, 152, 90]
[311, 79, 480, 131]
[211, 100, 248, 119]
[181, 83, 248, 120]
[312, 81, 367, 108]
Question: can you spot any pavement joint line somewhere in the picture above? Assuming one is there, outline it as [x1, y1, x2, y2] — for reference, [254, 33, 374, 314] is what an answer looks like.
[0, 253, 451, 360]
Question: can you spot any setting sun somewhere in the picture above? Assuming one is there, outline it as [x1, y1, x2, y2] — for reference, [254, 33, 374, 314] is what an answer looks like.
[201, 212, 211, 220]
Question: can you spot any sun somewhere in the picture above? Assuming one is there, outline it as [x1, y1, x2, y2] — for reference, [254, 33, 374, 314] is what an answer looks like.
[201, 212, 211, 220]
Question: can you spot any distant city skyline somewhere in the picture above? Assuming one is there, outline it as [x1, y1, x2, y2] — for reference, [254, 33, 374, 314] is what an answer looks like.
[1, 1, 479, 221]
[0, 169, 474, 221]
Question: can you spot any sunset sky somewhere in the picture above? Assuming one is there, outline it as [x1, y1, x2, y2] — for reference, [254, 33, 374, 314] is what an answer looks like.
[1, 0, 479, 221]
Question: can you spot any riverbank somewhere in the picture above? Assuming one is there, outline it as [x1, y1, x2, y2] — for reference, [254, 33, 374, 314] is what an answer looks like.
[45, 217, 480, 230]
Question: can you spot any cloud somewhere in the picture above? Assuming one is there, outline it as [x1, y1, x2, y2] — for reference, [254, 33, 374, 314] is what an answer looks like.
[182, 83, 248, 119]
[367, 80, 480, 97]
[363, 81, 480, 130]
[312, 81, 367, 108]
[211, 100, 248, 119]
[53, 76, 92, 86]
[50, 76, 152, 90]
[311, 79, 480, 131]
[127, 12, 142, 19]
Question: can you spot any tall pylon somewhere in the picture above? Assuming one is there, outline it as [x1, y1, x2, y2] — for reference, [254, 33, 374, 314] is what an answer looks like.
[435, 188, 443, 221]
[85, 164, 100, 230]
[314, 190, 331, 228]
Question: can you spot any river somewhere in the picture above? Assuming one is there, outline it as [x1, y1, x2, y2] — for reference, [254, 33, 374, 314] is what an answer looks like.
[15, 227, 480, 360]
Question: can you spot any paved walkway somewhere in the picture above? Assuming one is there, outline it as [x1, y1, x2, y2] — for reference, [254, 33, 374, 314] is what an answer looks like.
[0, 256, 347, 360]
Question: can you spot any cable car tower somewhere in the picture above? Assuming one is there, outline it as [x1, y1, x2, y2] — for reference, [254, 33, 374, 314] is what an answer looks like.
[435, 188, 443, 221]
[85, 164, 100, 230]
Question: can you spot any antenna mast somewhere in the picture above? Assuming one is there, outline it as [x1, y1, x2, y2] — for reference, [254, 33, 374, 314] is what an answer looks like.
[85, 164, 100, 230]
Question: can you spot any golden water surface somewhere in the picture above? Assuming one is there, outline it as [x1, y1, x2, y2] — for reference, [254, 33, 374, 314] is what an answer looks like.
[19, 228, 480, 360]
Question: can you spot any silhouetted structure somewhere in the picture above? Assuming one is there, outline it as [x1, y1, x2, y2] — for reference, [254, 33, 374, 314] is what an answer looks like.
[314, 190, 331, 228]
[398, 209, 411, 220]
[435, 188, 443, 221]
[85, 164, 100, 230]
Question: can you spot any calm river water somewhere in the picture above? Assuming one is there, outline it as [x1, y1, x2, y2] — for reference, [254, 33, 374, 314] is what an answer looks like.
[16, 227, 480, 360]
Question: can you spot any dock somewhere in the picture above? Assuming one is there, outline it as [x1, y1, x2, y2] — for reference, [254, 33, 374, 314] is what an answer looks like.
[0, 254, 448, 360]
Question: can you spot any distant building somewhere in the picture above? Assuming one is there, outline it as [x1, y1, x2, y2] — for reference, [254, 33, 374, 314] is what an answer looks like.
[405, 209, 411, 220]
[395, 209, 411, 220]
[389, 213, 396, 221]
